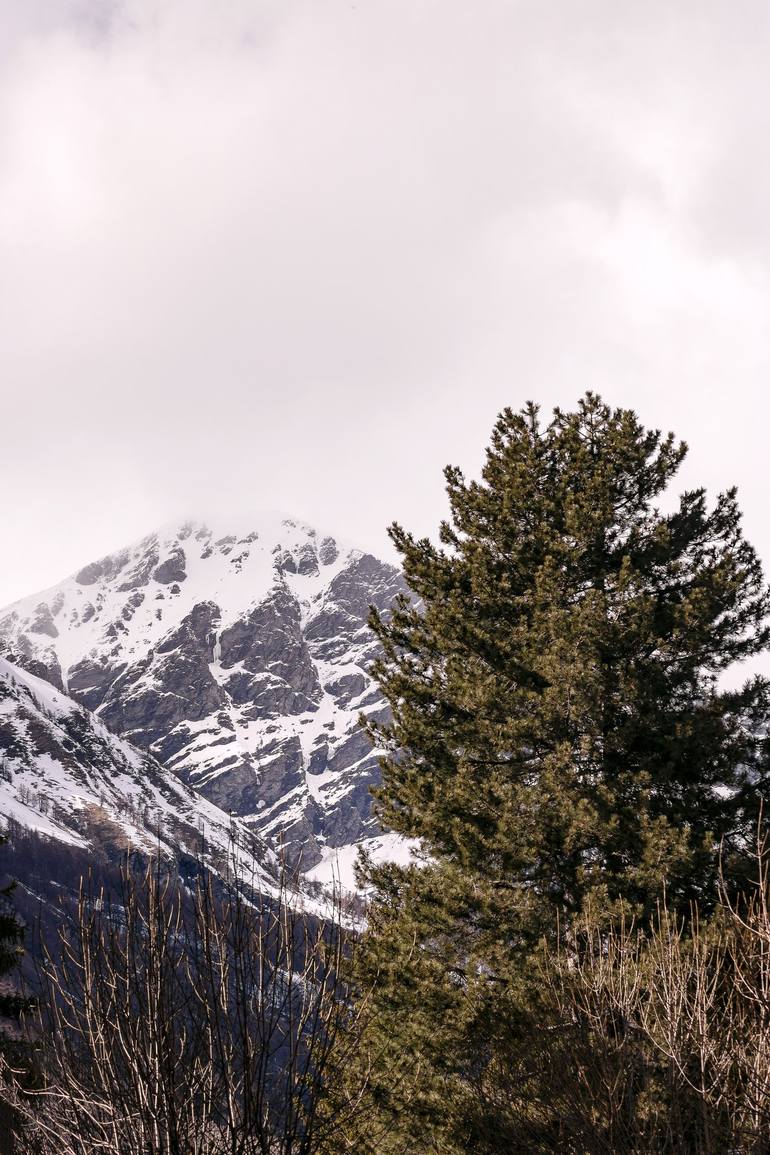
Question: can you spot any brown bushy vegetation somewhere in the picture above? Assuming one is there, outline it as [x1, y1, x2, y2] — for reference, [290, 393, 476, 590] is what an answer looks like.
[496, 835, 770, 1152]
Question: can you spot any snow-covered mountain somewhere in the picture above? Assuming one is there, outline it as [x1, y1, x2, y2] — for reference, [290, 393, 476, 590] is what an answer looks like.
[0, 515, 409, 881]
[0, 653, 278, 891]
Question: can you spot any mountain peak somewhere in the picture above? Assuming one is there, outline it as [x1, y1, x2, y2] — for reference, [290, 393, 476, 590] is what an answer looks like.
[0, 515, 408, 883]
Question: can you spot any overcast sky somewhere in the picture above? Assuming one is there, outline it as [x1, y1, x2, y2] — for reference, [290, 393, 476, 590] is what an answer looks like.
[2, 0, 770, 606]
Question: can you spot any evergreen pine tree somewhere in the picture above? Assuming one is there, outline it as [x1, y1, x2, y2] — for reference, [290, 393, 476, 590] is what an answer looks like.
[0, 830, 32, 1155]
[345, 394, 770, 1153]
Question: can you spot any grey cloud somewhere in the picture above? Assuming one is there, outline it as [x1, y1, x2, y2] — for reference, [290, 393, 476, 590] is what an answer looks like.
[2, 1, 770, 615]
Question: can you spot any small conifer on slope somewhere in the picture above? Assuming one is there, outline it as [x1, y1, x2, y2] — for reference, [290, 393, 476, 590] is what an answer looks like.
[341, 394, 770, 1153]
[0, 831, 33, 1155]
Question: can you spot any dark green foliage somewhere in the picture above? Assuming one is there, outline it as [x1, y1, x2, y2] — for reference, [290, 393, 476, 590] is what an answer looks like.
[348, 394, 770, 1153]
[0, 833, 27, 1028]
[368, 393, 770, 923]
[0, 830, 34, 1155]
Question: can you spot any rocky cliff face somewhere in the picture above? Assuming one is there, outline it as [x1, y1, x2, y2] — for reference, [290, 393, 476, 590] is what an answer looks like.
[0, 515, 409, 879]
[0, 654, 278, 890]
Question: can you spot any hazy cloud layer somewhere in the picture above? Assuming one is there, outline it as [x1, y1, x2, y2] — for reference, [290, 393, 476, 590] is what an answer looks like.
[2, 1, 770, 605]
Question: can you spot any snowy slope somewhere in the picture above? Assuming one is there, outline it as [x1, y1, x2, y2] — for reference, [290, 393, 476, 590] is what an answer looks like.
[0, 653, 283, 892]
[0, 515, 408, 871]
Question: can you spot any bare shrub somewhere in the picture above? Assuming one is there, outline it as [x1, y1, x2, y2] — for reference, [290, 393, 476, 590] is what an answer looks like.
[3, 852, 371, 1155]
[532, 837, 770, 1153]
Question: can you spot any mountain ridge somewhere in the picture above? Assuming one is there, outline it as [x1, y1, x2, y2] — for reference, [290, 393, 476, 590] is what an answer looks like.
[0, 513, 411, 884]
[0, 652, 280, 891]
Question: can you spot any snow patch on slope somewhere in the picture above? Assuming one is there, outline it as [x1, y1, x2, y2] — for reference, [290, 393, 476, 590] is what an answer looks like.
[304, 833, 421, 892]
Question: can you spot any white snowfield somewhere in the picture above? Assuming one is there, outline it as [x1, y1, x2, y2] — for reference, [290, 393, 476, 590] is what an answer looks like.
[2, 514, 355, 680]
[304, 832, 420, 892]
[0, 513, 416, 891]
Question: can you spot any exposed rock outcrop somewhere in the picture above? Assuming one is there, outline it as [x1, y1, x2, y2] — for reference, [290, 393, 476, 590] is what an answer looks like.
[0, 515, 409, 870]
